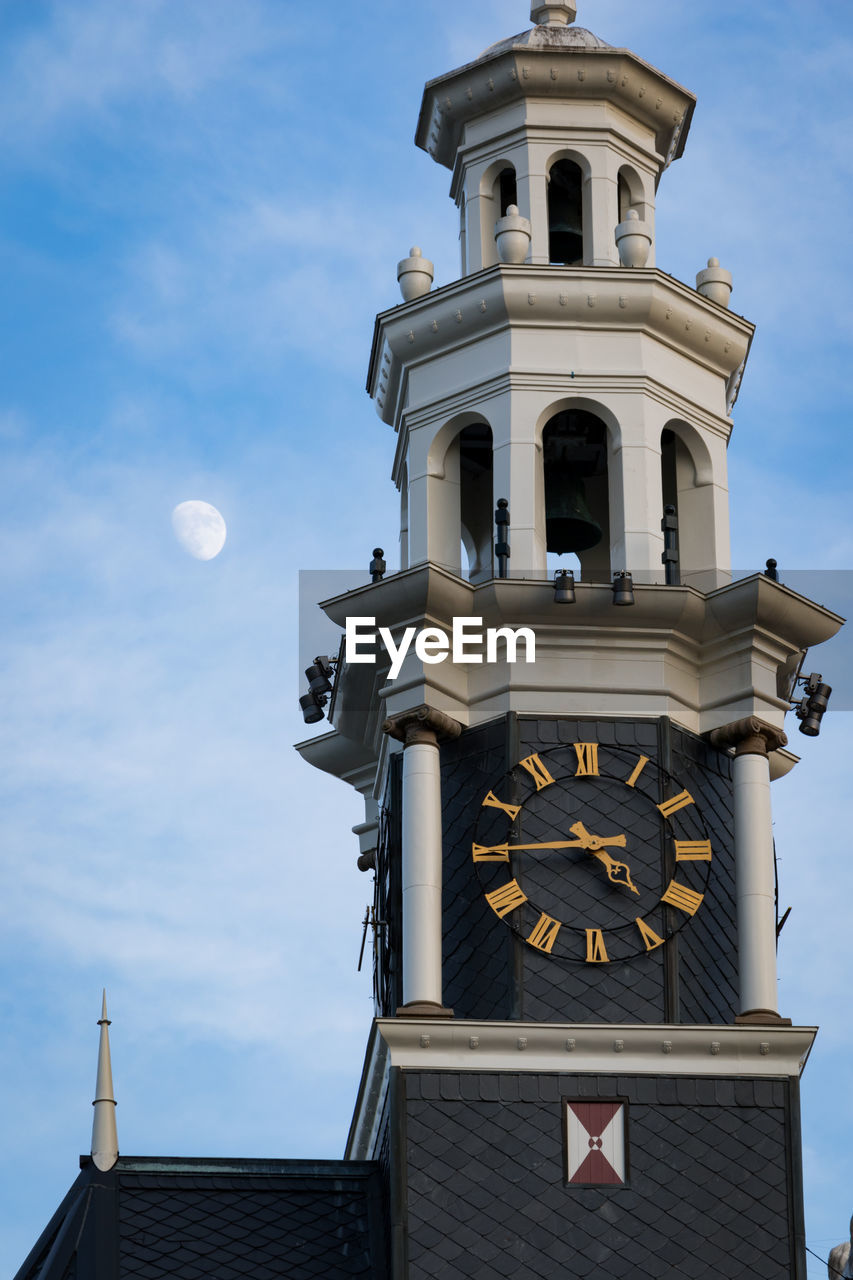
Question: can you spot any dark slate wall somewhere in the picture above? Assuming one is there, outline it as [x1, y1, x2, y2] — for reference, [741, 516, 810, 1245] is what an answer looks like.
[438, 716, 738, 1025]
[440, 717, 514, 1021]
[374, 754, 403, 1017]
[670, 725, 738, 1024]
[402, 1070, 802, 1280]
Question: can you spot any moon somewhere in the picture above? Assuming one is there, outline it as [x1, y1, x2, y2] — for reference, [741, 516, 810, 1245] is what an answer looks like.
[171, 500, 227, 561]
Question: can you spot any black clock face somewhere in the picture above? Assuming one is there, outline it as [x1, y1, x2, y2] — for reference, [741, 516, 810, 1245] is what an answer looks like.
[471, 740, 713, 966]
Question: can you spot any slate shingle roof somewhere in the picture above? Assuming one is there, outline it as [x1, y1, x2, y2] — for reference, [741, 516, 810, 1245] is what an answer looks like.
[14, 1158, 387, 1280]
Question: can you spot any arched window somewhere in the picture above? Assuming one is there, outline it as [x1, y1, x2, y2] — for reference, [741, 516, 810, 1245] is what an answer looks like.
[542, 409, 610, 579]
[548, 159, 584, 265]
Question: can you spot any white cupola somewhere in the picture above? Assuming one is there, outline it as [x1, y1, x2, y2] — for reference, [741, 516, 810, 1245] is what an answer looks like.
[370, 2, 747, 591]
[416, 1, 695, 276]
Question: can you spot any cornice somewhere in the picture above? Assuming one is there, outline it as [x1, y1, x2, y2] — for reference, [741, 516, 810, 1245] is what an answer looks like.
[376, 1018, 816, 1078]
[369, 265, 754, 426]
[416, 46, 696, 172]
[401, 368, 734, 446]
[314, 569, 842, 762]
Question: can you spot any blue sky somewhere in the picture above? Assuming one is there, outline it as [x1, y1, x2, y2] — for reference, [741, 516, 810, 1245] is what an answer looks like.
[1, 0, 851, 1274]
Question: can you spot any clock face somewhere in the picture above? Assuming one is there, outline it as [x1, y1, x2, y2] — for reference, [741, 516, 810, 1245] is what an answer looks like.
[471, 740, 712, 965]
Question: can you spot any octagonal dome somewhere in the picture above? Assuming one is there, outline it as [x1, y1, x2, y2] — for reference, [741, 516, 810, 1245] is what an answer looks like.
[480, 25, 612, 59]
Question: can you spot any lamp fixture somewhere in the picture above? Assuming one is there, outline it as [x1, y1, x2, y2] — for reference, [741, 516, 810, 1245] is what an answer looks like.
[370, 549, 386, 582]
[299, 654, 337, 725]
[554, 568, 576, 604]
[792, 671, 832, 737]
[612, 570, 635, 606]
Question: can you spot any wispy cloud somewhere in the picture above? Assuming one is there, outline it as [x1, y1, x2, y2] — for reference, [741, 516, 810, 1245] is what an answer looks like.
[0, 0, 295, 146]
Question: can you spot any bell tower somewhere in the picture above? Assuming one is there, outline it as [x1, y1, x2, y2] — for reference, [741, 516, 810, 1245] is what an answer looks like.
[298, 4, 842, 1276]
[378, 0, 739, 590]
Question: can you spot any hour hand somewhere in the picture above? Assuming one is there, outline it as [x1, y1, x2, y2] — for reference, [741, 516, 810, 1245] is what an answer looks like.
[593, 850, 640, 895]
[569, 821, 627, 851]
[569, 822, 639, 895]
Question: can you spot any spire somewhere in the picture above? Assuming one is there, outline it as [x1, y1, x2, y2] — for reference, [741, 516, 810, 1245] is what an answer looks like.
[90, 990, 118, 1172]
[531, 1, 577, 25]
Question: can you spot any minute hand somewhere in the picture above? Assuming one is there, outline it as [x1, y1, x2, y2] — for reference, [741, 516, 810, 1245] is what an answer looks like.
[501, 835, 628, 852]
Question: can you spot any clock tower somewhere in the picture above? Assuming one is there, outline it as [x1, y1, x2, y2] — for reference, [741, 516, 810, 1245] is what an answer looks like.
[297, 4, 842, 1276]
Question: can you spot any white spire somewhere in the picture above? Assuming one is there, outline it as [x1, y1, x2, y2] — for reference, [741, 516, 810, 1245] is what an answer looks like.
[531, 1, 577, 26]
[91, 989, 119, 1172]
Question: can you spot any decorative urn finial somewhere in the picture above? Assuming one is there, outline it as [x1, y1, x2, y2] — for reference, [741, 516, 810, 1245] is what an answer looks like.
[397, 246, 434, 302]
[696, 257, 733, 307]
[495, 205, 532, 264]
[615, 209, 652, 268]
[531, 1, 577, 25]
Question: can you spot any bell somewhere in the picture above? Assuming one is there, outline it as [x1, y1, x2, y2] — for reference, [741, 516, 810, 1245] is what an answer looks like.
[548, 219, 583, 266]
[545, 467, 602, 555]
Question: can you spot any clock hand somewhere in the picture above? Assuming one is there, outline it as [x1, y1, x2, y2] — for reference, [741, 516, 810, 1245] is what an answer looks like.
[568, 820, 627, 851]
[496, 837, 626, 852]
[570, 822, 640, 895]
[586, 847, 640, 895]
[479, 826, 629, 854]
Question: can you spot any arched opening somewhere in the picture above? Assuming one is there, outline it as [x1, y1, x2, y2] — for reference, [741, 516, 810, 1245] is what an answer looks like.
[660, 429, 679, 584]
[661, 429, 679, 512]
[617, 165, 647, 222]
[548, 159, 584, 265]
[478, 160, 518, 270]
[399, 461, 409, 571]
[459, 423, 494, 582]
[542, 409, 610, 581]
[618, 173, 632, 223]
[459, 193, 467, 275]
[660, 422, 718, 588]
[496, 167, 517, 217]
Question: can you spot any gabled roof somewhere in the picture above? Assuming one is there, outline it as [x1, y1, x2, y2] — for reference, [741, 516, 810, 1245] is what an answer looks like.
[14, 1157, 388, 1280]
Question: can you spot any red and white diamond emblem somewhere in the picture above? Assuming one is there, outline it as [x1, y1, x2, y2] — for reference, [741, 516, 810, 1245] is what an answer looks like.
[566, 1101, 626, 1185]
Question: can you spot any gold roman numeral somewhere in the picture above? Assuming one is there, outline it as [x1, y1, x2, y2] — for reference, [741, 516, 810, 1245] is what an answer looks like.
[657, 790, 694, 819]
[485, 880, 528, 918]
[527, 913, 561, 954]
[661, 880, 704, 916]
[573, 742, 599, 776]
[636, 917, 665, 951]
[585, 928, 609, 964]
[626, 755, 650, 788]
[481, 790, 521, 822]
[674, 839, 712, 862]
[472, 843, 510, 863]
[518, 753, 555, 791]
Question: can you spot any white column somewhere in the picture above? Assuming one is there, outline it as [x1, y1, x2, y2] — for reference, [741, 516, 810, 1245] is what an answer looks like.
[516, 145, 549, 265]
[384, 706, 462, 1016]
[585, 173, 619, 267]
[711, 718, 788, 1019]
[733, 749, 778, 1016]
[402, 741, 443, 1007]
[608, 397, 665, 582]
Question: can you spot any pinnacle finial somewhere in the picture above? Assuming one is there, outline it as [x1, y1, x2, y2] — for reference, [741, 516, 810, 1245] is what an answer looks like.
[91, 989, 119, 1172]
[531, 1, 577, 26]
